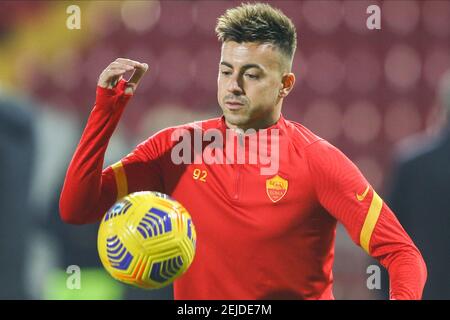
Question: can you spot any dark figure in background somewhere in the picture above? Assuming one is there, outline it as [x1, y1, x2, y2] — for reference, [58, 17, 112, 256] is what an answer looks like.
[386, 71, 450, 299]
[0, 93, 34, 299]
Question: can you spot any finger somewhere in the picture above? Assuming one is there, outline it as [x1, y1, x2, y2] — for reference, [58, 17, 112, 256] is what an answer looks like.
[98, 69, 127, 89]
[104, 68, 129, 79]
[115, 58, 145, 68]
[127, 63, 149, 86]
[124, 63, 149, 94]
[109, 62, 135, 71]
[107, 66, 133, 73]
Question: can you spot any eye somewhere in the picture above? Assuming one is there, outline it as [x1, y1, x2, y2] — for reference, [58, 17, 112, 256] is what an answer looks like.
[244, 73, 259, 80]
[220, 70, 232, 76]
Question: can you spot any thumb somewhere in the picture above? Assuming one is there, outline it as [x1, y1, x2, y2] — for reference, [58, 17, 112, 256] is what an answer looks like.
[125, 63, 149, 94]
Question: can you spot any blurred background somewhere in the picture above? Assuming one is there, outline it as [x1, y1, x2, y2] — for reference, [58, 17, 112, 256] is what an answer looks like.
[0, 0, 449, 300]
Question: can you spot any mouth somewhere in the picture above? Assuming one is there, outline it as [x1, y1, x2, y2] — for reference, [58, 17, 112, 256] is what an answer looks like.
[225, 101, 245, 110]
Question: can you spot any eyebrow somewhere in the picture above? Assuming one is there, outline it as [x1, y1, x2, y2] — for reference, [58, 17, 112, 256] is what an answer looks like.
[220, 61, 264, 72]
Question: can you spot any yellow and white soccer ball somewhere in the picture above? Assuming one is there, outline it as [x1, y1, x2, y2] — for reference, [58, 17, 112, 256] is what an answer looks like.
[98, 191, 196, 289]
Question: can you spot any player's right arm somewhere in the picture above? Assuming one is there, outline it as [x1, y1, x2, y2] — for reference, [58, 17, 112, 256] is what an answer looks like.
[59, 59, 151, 224]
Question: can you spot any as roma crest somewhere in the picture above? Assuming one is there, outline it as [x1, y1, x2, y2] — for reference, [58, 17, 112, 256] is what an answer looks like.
[266, 175, 288, 203]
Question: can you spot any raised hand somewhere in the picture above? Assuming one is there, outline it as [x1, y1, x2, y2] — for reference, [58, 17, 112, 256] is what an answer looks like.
[97, 58, 149, 94]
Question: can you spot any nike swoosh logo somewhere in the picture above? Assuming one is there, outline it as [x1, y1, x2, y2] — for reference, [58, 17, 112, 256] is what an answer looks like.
[356, 185, 370, 201]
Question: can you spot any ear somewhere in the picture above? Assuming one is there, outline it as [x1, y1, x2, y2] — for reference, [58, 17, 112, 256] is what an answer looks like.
[279, 73, 296, 98]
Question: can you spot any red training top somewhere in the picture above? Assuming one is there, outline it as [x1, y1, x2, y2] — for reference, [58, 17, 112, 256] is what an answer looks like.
[60, 80, 427, 299]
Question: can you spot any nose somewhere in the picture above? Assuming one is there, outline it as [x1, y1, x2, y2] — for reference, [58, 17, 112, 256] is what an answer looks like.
[227, 75, 244, 95]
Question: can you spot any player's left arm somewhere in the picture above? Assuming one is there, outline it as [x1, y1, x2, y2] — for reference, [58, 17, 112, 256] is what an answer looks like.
[305, 139, 427, 300]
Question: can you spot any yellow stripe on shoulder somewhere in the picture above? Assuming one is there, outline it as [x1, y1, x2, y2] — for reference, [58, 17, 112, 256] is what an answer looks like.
[111, 161, 128, 200]
[360, 189, 383, 254]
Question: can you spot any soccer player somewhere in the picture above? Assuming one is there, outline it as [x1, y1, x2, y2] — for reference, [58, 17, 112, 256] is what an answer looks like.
[60, 3, 427, 299]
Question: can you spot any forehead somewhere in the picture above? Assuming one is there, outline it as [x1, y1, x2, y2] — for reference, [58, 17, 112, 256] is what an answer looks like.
[220, 41, 282, 70]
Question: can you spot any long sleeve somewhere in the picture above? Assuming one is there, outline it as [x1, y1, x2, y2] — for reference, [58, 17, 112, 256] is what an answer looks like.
[59, 80, 132, 224]
[59, 80, 163, 224]
[305, 139, 427, 300]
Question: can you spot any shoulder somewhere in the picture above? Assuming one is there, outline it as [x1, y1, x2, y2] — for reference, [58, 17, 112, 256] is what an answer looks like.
[148, 117, 222, 140]
[283, 120, 357, 173]
[394, 131, 448, 166]
[283, 119, 323, 146]
[390, 130, 450, 180]
[280, 119, 356, 174]
[282, 118, 341, 156]
[136, 117, 222, 156]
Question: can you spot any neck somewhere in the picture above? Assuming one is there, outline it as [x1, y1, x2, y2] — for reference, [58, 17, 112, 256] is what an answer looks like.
[225, 113, 281, 131]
